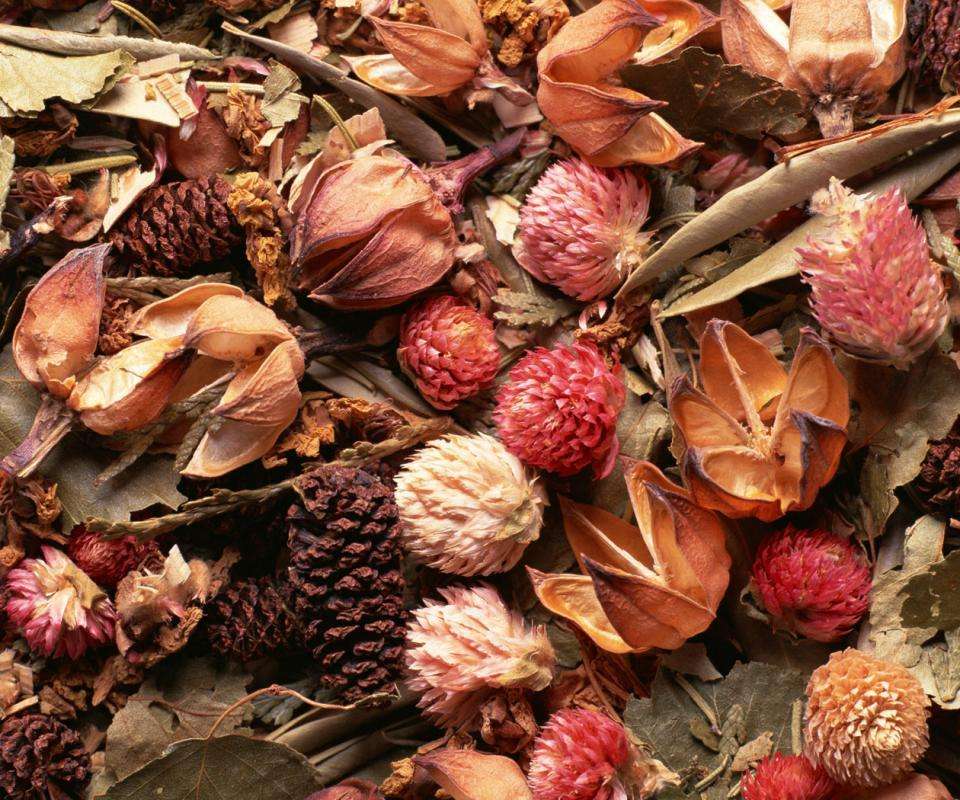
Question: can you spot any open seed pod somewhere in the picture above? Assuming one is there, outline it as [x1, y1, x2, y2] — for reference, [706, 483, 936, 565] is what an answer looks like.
[670, 321, 849, 521]
[529, 460, 730, 653]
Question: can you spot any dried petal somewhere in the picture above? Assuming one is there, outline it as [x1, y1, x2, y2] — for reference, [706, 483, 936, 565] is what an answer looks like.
[182, 294, 294, 361]
[414, 749, 533, 800]
[130, 283, 244, 341]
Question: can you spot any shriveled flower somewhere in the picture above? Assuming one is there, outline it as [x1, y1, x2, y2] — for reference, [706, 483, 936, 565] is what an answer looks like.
[395, 433, 546, 575]
[740, 753, 836, 800]
[669, 321, 849, 521]
[494, 341, 625, 477]
[398, 296, 500, 409]
[915, 418, 960, 514]
[5, 546, 116, 659]
[0, 712, 91, 800]
[805, 648, 931, 787]
[66, 526, 160, 590]
[514, 160, 652, 301]
[797, 178, 948, 369]
[405, 584, 556, 728]
[529, 708, 676, 800]
[751, 526, 871, 642]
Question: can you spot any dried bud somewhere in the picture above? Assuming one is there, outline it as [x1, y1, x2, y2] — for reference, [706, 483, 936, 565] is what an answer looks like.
[395, 433, 546, 575]
[751, 526, 871, 642]
[13, 244, 108, 398]
[740, 753, 836, 800]
[797, 179, 948, 369]
[66, 526, 159, 590]
[5, 546, 116, 659]
[669, 321, 849, 521]
[398, 295, 500, 409]
[405, 584, 556, 728]
[721, 0, 907, 136]
[805, 648, 931, 787]
[515, 159, 652, 301]
[494, 342, 625, 477]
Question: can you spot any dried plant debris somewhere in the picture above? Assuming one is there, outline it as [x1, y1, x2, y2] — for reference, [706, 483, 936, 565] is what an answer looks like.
[1, 0, 960, 798]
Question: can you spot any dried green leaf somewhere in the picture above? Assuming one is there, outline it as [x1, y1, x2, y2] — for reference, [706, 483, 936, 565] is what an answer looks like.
[261, 61, 302, 128]
[622, 47, 806, 139]
[493, 289, 577, 327]
[902, 550, 960, 629]
[0, 135, 12, 254]
[0, 22, 215, 59]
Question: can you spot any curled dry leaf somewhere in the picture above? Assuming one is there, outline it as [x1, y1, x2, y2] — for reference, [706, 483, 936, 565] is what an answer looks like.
[536, 0, 713, 166]
[670, 321, 849, 521]
[413, 748, 534, 800]
[530, 459, 730, 653]
[13, 243, 109, 398]
[182, 293, 295, 361]
[130, 283, 244, 341]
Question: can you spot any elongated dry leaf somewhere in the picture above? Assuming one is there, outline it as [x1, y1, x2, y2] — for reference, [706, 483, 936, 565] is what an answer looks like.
[0, 135, 14, 254]
[0, 23, 215, 59]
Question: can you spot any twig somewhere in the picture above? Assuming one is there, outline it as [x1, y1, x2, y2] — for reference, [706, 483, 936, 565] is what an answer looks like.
[672, 672, 719, 730]
[42, 155, 137, 176]
[109, 0, 163, 37]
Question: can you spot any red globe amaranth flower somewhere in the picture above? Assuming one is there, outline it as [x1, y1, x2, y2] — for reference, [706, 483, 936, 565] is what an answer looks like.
[398, 295, 500, 410]
[741, 753, 837, 800]
[751, 527, 871, 643]
[67, 526, 160, 589]
[494, 342, 624, 477]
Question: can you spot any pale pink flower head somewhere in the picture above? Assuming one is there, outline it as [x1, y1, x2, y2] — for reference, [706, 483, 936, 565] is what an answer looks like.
[798, 177, 949, 369]
[5, 546, 116, 659]
[514, 159, 652, 302]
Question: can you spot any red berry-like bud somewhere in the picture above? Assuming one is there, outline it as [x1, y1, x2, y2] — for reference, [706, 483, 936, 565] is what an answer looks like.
[741, 753, 836, 800]
[494, 342, 624, 477]
[66, 526, 159, 589]
[751, 526, 870, 643]
[398, 295, 500, 410]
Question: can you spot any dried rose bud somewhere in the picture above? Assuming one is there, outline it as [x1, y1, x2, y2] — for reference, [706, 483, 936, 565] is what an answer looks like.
[406, 584, 555, 728]
[751, 526, 871, 642]
[740, 753, 837, 800]
[514, 159, 652, 301]
[397, 295, 500, 409]
[5, 546, 116, 659]
[66, 526, 160, 590]
[805, 648, 931, 787]
[395, 433, 547, 575]
[797, 178, 948, 369]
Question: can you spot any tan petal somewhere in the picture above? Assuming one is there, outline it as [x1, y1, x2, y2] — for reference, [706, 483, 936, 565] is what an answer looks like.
[183, 294, 293, 362]
[13, 243, 108, 398]
[683, 445, 782, 520]
[773, 328, 850, 430]
[344, 53, 459, 97]
[584, 112, 702, 167]
[131, 282, 243, 341]
[414, 749, 533, 800]
[669, 377, 750, 449]
[559, 496, 655, 576]
[181, 417, 294, 478]
[420, 0, 486, 47]
[721, 0, 793, 86]
[214, 339, 305, 426]
[634, 0, 720, 64]
[772, 411, 848, 514]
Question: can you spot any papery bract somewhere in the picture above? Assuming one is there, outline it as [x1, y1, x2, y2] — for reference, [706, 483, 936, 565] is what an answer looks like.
[182, 293, 295, 361]
[414, 748, 533, 800]
[130, 282, 244, 341]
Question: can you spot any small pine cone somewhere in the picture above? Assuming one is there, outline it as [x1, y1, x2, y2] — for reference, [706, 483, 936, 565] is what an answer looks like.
[66, 526, 159, 589]
[805, 648, 931, 788]
[915, 418, 960, 514]
[398, 295, 500, 410]
[0, 713, 91, 800]
[750, 526, 871, 642]
[908, 0, 960, 88]
[494, 341, 624, 477]
[284, 467, 407, 702]
[110, 176, 242, 276]
[207, 577, 297, 661]
[740, 753, 836, 800]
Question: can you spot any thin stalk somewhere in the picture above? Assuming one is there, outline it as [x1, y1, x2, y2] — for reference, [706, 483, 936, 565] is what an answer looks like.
[109, 0, 162, 37]
[42, 155, 137, 176]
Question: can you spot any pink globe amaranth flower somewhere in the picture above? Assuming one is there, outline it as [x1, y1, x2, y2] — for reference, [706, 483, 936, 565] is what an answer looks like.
[494, 341, 625, 477]
[740, 753, 837, 800]
[398, 295, 500, 410]
[514, 159, 652, 302]
[5, 546, 116, 659]
[798, 178, 949, 369]
[751, 526, 871, 643]
[66, 525, 160, 589]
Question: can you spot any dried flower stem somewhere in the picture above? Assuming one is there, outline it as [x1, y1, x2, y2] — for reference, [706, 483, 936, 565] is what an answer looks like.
[105, 273, 233, 304]
[42, 155, 137, 176]
[0, 395, 75, 478]
[313, 96, 358, 151]
[108, 1, 162, 37]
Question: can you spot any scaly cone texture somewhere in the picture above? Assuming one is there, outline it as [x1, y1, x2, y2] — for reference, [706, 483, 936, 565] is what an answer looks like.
[915, 418, 960, 515]
[515, 159, 652, 302]
[0, 713, 91, 800]
[66, 526, 160, 589]
[908, 0, 960, 88]
[5, 546, 116, 659]
[751, 526, 871, 642]
[797, 178, 949, 369]
[206, 577, 298, 662]
[395, 433, 547, 576]
[285, 467, 407, 702]
[405, 584, 555, 728]
[397, 295, 501, 410]
[805, 648, 931, 788]
[740, 753, 837, 800]
[494, 341, 625, 478]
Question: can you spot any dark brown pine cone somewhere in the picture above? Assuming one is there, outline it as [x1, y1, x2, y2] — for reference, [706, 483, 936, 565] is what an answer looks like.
[915, 419, 960, 514]
[908, 0, 960, 88]
[0, 713, 91, 800]
[109, 175, 242, 276]
[284, 466, 407, 702]
[207, 577, 297, 661]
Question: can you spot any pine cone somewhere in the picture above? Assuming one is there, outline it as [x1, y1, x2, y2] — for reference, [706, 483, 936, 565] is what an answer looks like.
[110, 176, 242, 276]
[207, 577, 297, 661]
[284, 467, 407, 702]
[915, 419, 960, 514]
[908, 0, 960, 88]
[0, 713, 91, 800]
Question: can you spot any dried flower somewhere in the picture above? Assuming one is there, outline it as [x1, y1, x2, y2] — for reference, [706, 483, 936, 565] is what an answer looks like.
[305, 780, 384, 800]
[397, 295, 500, 409]
[805, 648, 931, 787]
[395, 433, 546, 575]
[909, 0, 960, 89]
[669, 321, 849, 521]
[0, 712, 91, 800]
[751, 526, 871, 643]
[514, 159, 652, 301]
[494, 341, 625, 477]
[740, 753, 837, 800]
[722, 0, 907, 136]
[66, 527, 159, 590]
[915, 418, 960, 514]
[797, 178, 948, 369]
[5, 546, 116, 659]
[405, 584, 555, 728]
